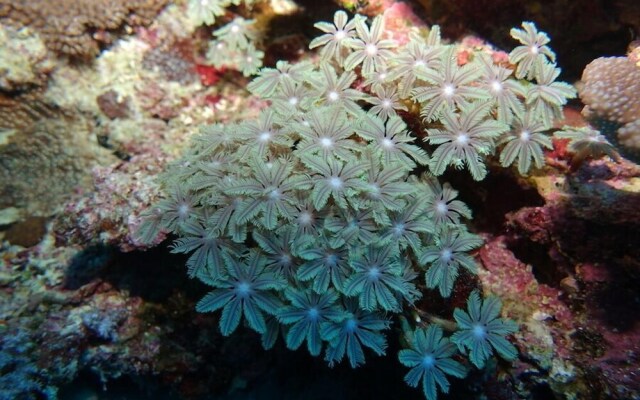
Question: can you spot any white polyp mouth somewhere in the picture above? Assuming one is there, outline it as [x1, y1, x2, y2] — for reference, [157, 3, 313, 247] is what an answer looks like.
[320, 137, 333, 147]
[456, 133, 469, 145]
[443, 84, 455, 97]
[367, 267, 381, 280]
[440, 248, 452, 262]
[436, 201, 448, 215]
[330, 177, 342, 188]
[491, 80, 502, 93]
[299, 212, 312, 224]
[473, 324, 487, 338]
[259, 131, 271, 142]
[268, 189, 280, 199]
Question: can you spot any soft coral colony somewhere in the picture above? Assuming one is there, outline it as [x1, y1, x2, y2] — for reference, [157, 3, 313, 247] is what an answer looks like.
[140, 7, 581, 400]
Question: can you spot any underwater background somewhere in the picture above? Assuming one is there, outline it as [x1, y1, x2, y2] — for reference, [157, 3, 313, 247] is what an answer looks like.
[1, 0, 639, 399]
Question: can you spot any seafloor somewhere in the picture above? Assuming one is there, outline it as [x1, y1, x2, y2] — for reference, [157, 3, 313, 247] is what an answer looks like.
[1, 0, 639, 399]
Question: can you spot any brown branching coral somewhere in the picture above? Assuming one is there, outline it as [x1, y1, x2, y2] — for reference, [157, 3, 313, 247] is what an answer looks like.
[0, 91, 60, 131]
[0, 0, 168, 58]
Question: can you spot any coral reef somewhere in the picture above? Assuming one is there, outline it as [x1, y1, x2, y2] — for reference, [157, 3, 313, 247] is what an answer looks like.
[0, 1, 639, 400]
[0, 0, 168, 57]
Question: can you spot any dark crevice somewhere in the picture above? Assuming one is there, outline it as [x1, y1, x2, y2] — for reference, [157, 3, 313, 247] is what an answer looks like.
[588, 269, 640, 331]
[505, 235, 561, 287]
[442, 167, 545, 235]
[529, 383, 558, 400]
[63, 239, 204, 302]
[58, 371, 181, 400]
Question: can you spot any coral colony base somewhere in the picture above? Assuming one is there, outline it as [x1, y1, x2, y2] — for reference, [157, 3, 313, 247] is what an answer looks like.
[137, 6, 601, 400]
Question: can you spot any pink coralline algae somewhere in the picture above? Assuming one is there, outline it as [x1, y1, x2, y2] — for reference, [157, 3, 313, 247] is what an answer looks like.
[478, 235, 574, 356]
[381, 3, 426, 45]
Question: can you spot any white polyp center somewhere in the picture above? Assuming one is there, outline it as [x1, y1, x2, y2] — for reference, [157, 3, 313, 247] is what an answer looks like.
[378, 72, 387, 80]
[490, 80, 503, 93]
[178, 203, 190, 217]
[393, 223, 405, 235]
[367, 266, 381, 280]
[246, 56, 253, 62]
[443, 84, 455, 97]
[369, 183, 380, 196]
[237, 282, 251, 296]
[473, 324, 487, 338]
[268, 189, 280, 199]
[414, 60, 425, 67]
[259, 131, 272, 142]
[435, 201, 448, 215]
[328, 91, 339, 101]
[530, 45, 539, 54]
[288, 96, 299, 105]
[325, 253, 338, 265]
[200, 0, 209, 5]
[382, 99, 392, 108]
[320, 137, 333, 148]
[366, 44, 378, 56]
[231, 24, 240, 33]
[441, 248, 453, 262]
[456, 133, 469, 145]
[520, 130, 531, 141]
[382, 138, 394, 148]
[422, 355, 435, 368]
[346, 319, 357, 332]
[299, 211, 312, 225]
[335, 30, 346, 40]
[330, 176, 343, 188]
